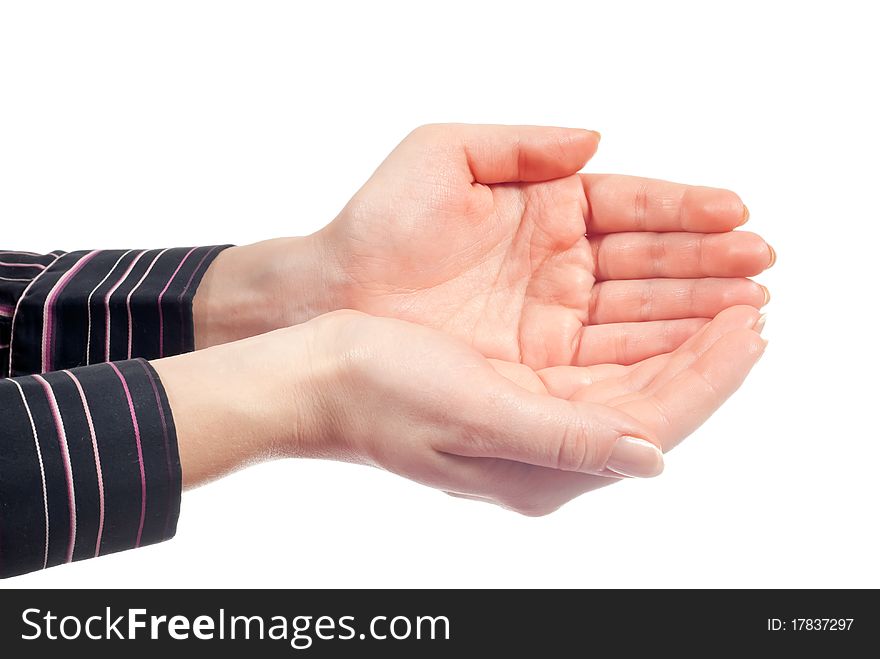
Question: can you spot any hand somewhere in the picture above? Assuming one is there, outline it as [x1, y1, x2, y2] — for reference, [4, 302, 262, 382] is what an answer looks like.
[155, 305, 765, 515]
[196, 125, 774, 369]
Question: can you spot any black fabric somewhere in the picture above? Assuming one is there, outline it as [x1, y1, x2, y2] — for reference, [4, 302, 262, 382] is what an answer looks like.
[0, 246, 227, 579]
[3, 246, 225, 378]
[0, 360, 182, 578]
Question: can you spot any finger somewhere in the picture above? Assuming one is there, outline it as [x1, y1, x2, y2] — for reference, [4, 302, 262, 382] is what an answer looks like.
[539, 308, 758, 399]
[591, 231, 775, 280]
[576, 318, 709, 366]
[623, 306, 763, 398]
[413, 124, 601, 184]
[588, 278, 768, 324]
[490, 359, 631, 399]
[487, 359, 548, 394]
[583, 305, 762, 406]
[535, 363, 631, 399]
[565, 352, 672, 404]
[582, 174, 747, 233]
[617, 327, 767, 451]
[443, 387, 664, 478]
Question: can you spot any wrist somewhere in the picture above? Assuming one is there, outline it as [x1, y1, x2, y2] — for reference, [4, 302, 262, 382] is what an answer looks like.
[193, 231, 348, 348]
[152, 322, 350, 488]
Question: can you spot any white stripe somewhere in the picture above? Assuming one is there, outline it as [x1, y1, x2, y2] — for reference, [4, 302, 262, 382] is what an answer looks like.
[62, 369, 105, 558]
[7, 253, 64, 376]
[0, 261, 45, 270]
[9, 379, 50, 570]
[85, 250, 135, 365]
[33, 375, 77, 564]
[40, 251, 100, 373]
[125, 249, 170, 358]
[104, 250, 147, 362]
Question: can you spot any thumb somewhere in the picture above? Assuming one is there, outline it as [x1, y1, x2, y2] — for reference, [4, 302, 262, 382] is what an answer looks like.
[407, 123, 601, 184]
[451, 390, 664, 479]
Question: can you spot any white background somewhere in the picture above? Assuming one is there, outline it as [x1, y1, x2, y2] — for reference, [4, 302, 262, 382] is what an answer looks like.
[2, 1, 878, 588]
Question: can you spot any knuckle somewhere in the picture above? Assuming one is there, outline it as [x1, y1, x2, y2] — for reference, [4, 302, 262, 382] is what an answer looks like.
[614, 329, 634, 364]
[554, 421, 598, 473]
[686, 280, 699, 310]
[638, 281, 656, 320]
[648, 236, 667, 276]
[633, 181, 650, 230]
[694, 234, 707, 273]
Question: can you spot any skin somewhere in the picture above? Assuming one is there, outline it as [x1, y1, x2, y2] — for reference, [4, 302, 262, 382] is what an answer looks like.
[172, 124, 774, 514]
[153, 305, 766, 516]
[194, 124, 774, 369]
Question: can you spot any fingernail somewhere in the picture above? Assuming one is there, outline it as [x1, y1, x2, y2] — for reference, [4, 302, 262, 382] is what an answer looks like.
[760, 285, 771, 306]
[767, 244, 776, 268]
[606, 436, 664, 478]
[739, 205, 750, 226]
[591, 130, 602, 141]
[754, 313, 767, 334]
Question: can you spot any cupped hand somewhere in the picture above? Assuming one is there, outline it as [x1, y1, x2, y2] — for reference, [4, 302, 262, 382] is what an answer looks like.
[284, 305, 765, 516]
[163, 303, 765, 512]
[314, 124, 773, 369]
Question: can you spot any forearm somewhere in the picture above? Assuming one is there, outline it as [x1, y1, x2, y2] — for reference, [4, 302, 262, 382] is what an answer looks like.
[0, 316, 336, 579]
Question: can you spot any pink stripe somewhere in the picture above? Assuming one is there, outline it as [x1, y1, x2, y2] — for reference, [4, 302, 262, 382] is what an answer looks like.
[126, 249, 170, 359]
[10, 379, 50, 570]
[85, 250, 134, 365]
[41, 251, 101, 373]
[157, 247, 198, 357]
[0, 343, 9, 351]
[0, 250, 42, 257]
[103, 250, 147, 362]
[176, 246, 221, 351]
[0, 303, 14, 317]
[34, 375, 77, 564]
[7, 253, 63, 376]
[177, 246, 219, 303]
[108, 362, 147, 548]
[0, 275, 31, 282]
[136, 360, 174, 537]
[63, 370, 105, 557]
[0, 260, 45, 269]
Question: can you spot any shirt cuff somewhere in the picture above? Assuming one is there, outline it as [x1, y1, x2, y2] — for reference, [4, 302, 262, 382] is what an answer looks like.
[0, 359, 181, 579]
[7, 246, 229, 377]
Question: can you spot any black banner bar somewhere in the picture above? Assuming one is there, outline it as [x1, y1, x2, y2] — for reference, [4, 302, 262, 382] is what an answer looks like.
[0, 589, 875, 656]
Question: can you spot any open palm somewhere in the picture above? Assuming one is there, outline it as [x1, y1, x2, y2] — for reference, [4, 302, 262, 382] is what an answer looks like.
[311, 305, 765, 516]
[322, 124, 772, 369]
[455, 305, 766, 514]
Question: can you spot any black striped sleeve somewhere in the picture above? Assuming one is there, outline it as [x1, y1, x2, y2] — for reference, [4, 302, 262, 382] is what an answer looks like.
[0, 358, 181, 579]
[0, 246, 229, 579]
[2, 246, 228, 378]
[0, 251, 63, 379]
